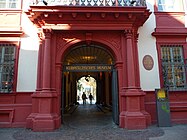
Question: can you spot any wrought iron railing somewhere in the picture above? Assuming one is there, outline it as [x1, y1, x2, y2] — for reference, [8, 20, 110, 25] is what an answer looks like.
[161, 59, 187, 91]
[31, 0, 146, 7]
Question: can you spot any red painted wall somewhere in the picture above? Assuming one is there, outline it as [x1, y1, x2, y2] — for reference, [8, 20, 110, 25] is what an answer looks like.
[150, 2, 187, 126]
[1, 91, 186, 128]
[0, 92, 32, 127]
[145, 91, 187, 124]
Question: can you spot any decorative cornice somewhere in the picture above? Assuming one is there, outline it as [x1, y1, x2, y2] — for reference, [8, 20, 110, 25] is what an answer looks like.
[0, 30, 24, 37]
[26, 6, 151, 30]
[152, 28, 187, 37]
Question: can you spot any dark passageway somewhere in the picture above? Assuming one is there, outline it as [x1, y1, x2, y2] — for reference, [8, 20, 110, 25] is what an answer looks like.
[62, 104, 113, 129]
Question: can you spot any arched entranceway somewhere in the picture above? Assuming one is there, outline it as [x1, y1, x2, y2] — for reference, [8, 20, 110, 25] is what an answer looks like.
[26, 29, 152, 131]
[61, 44, 119, 125]
[26, 5, 151, 131]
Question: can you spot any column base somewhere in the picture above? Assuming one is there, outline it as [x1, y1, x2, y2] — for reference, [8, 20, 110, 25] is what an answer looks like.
[119, 88, 151, 129]
[27, 113, 60, 132]
[26, 113, 37, 129]
[120, 111, 147, 129]
[141, 110, 151, 125]
[26, 90, 61, 131]
[140, 95, 152, 126]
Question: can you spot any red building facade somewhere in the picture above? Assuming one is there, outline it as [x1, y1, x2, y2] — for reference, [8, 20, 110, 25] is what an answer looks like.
[0, 0, 187, 131]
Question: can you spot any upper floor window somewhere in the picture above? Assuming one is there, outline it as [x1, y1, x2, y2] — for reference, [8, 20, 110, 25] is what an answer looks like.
[0, 0, 21, 9]
[161, 45, 187, 91]
[0, 44, 15, 93]
[158, 0, 184, 12]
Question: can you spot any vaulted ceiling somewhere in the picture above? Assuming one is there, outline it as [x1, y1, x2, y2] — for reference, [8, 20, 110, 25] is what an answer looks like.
[63, 44, 114, 65]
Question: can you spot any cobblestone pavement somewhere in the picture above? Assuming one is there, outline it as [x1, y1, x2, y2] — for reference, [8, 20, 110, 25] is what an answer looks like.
[0, 104, 187, 140]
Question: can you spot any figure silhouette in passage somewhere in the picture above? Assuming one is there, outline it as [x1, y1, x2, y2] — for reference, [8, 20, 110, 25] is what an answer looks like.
[89, 93, 93, 105]
[82, 92, 87, 105]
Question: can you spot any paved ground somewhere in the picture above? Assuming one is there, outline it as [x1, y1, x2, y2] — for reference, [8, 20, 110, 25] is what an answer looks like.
[0, 104, 187, 140]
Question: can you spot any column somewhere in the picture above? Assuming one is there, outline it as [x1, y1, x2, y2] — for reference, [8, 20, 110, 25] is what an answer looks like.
[42, 29, 51, 90]
[26, 29, 60, 131]
[126, 30, 136, 88]
[36, 33, 44, 91]
[119, 29, 150, 129]
[55, 63, 62, 119]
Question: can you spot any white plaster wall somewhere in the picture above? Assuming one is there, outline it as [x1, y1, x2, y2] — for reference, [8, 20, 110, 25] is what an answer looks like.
[17, 5, 39, 92]
[138, 0, 160, 91]
[184, 0, 187, 28]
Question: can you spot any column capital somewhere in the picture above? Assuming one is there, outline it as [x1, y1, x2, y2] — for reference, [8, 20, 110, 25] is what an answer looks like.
[43, 28, 53, 39]
[55, 63, 62, 69]
[37, 28, 45, 44]
[124, 29, 133, 34]
[124, 29, 133, 39]
[124, 28, 139, 38]
[114, 61, 123, 69]
[37, 31, 43, 38]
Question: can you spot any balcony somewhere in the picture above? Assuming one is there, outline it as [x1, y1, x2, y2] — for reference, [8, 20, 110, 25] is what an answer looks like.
[31, 0, 146, 7]
[27, 0, 150, 30]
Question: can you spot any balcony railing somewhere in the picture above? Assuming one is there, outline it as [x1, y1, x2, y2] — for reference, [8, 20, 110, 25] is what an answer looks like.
[31, 0, 146, 7]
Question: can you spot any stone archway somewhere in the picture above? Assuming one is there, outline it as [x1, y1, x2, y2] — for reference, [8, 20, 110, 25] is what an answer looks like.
[60, 43, 119, 125]
[26, 29, 151, 131]
[26, 5, 151, 131]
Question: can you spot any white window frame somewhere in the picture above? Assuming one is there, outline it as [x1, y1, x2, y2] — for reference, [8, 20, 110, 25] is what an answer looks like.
[0, 0, 21, 9]
[158, 0, 184, 12]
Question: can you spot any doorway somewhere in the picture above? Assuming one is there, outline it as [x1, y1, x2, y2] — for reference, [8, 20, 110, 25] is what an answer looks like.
[61, 44, 119, 125]
[77, 76, 96, 105]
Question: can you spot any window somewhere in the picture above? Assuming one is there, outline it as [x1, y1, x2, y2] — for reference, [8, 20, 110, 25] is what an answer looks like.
[158, 0, 184, 12]
[161, 45, 187, 90]
[0, 44, 15, 93]
[0, 0, 21, 9]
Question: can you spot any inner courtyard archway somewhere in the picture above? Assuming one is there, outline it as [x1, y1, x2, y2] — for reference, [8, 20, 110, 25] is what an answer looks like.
[77, 76, 97, 105]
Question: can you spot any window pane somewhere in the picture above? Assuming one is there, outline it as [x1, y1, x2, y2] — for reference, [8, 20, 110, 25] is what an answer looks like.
[161, 45, 187, 90]
[9, 0, 17, 8]
[0, 0, 6, 8]
[0, 44, 15, 93]
[0, 0, 20, 9]
[158, 0, 184, 12]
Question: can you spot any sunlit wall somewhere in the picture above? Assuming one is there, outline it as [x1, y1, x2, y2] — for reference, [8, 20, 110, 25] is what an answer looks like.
[16, 1, 39, 91]
[138, 0, 160, 91]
